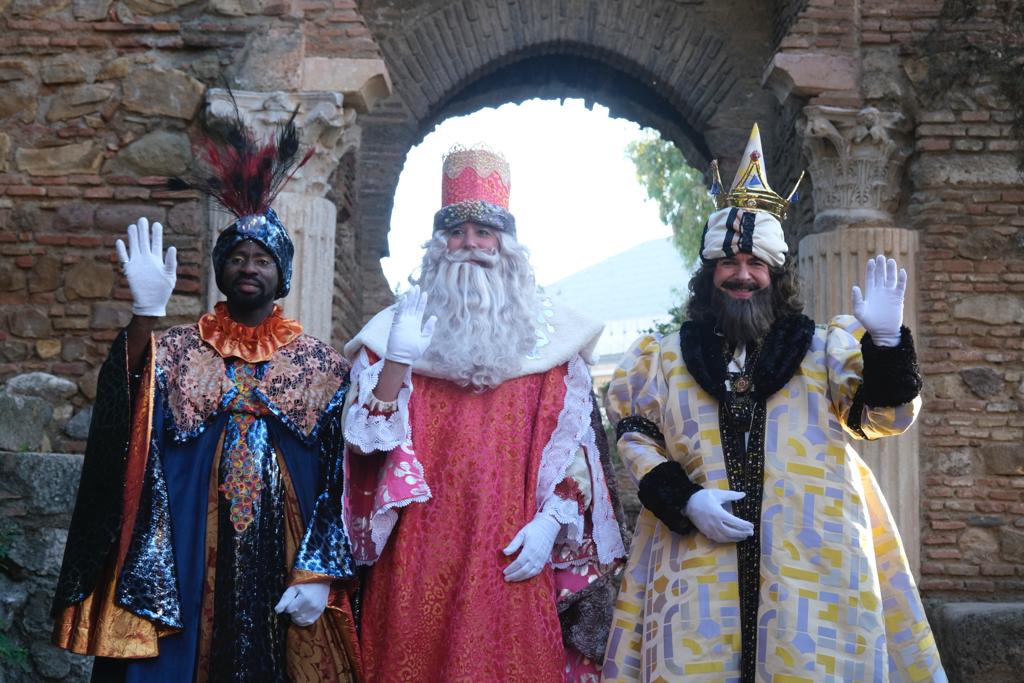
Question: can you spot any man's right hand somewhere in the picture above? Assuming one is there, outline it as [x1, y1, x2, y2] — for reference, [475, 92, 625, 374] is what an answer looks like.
[685, 488, 755, 543]
[115, 217, 177, 317]
[384, 285, 437, 366]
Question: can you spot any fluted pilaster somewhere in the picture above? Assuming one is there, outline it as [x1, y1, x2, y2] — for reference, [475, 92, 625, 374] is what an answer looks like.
[798, 227, 920, 574]
[797, 104, 920, 575]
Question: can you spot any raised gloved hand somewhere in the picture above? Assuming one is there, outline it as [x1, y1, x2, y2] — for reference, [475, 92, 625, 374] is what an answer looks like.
[502, 508, 562, 582]
[851, 254, 906, 347]
[115, 217, 177, 317]
[384, 285, 438, 365]
[685, 488, 755, 543]
[274, 581, 331, 627]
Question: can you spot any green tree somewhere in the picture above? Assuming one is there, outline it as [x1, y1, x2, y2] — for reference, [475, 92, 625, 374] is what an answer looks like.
[627, 131, 715, 332]
[626, 132, 715, 267]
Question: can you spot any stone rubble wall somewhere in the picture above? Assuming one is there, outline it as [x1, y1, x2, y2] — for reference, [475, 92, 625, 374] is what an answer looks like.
[866, 0, 1024, 598]
[0, 0, 387, 401]
[1, 451, 90, 682]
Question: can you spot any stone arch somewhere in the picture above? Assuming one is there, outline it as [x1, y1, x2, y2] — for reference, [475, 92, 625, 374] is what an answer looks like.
[354, 0, 793, 316]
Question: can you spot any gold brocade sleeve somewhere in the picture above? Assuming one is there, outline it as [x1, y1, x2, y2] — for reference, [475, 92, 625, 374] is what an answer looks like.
[52, 338, 170, 657]
[605, 334, 671, 485]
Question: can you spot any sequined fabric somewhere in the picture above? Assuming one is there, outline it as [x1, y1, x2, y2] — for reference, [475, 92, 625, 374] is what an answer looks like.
[210, 366, 289, 682]
[718, 397, 767, 683]
[117, 426, 181, 629]
[293, 395, 355, 579]
[52, 332, 135, 614]
[614, 415, 663, 444]
[441, 145, 511, 206]
[156, 323, 347, 442]
[432, 199, 516, 235]
[221, 363, 271, 532]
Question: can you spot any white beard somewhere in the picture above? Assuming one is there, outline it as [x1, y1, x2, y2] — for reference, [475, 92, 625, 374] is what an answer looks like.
[416, 245, 540, 391]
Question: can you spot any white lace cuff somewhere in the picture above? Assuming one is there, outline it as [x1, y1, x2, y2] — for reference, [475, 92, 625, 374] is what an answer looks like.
[343, 349, 413, 453]
[366, 393, 399, 414]
[543, 494, 585, 549]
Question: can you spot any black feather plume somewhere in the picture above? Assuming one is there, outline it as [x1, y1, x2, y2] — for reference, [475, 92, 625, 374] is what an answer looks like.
[166, 88, 314, 218]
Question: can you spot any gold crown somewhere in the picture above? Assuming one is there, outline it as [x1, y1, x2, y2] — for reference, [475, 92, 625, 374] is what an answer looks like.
[709, 124, 805, 221]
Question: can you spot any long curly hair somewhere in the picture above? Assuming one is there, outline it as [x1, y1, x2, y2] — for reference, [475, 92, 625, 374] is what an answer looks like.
[685, 255, 804, 323]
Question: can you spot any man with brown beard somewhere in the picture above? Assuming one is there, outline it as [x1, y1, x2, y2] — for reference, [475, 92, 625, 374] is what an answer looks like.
[341, 145, 627, 682]
[602, 125, 947, 682]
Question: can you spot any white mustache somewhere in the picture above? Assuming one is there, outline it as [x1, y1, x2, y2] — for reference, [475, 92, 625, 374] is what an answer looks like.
[442, 248, 501, 266]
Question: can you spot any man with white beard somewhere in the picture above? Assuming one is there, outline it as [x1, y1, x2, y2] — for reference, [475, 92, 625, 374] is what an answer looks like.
[341, 146, 626, 682]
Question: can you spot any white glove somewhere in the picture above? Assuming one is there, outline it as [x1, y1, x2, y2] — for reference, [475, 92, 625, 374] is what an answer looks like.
[274, 581, 331, 627]
[851, 254, 906, 347]
[115, 217, 177, 317]
[502, 509, 562, 582]
[384, 285, 437, 365]
[685, 488, 755, 543]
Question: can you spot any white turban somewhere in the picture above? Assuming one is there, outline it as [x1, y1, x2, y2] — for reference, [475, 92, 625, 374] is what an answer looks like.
[700, 207, 788, 267]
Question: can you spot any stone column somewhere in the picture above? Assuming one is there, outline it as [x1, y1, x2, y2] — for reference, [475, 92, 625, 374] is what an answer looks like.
[204, 89, 360, 341]
[795, 105, 922, 574]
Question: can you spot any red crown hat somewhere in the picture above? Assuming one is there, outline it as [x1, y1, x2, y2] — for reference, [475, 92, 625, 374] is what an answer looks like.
[441, 145, 511, 208]
[433, 144, 516, 235]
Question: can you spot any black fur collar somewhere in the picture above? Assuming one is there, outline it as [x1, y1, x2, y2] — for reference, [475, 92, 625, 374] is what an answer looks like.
[678, 314, 815, 402]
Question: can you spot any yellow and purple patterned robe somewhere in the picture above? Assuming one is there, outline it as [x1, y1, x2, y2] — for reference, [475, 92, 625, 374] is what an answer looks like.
[603, 315, 946, 683]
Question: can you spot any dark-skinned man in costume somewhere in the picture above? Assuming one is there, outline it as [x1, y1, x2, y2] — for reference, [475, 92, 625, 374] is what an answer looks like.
[51, 113, 359, 683]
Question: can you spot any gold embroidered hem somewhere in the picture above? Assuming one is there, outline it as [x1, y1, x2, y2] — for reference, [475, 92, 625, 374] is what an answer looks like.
[198, 302, 303, 363]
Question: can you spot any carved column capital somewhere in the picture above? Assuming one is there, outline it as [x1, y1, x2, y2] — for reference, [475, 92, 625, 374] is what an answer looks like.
[799, 105, 912, 231]
[205, 88, 359, 198]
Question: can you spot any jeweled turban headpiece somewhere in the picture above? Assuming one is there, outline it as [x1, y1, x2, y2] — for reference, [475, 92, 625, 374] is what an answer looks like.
[432, 144, 516, 236]
[700, 123, 804, 268]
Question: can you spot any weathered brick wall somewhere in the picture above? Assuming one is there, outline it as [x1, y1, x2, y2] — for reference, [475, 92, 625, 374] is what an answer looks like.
[771, 0, 811, 51]
[856, 0, 1024, 598]
[777, 0, 856, 53]
[0, 1, 384, 439]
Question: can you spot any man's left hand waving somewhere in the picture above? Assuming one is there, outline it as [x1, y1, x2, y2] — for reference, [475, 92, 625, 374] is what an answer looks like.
[852, 254, 906, 347]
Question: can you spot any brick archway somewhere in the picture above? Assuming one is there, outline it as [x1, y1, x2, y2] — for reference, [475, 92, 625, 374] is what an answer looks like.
[353, 0, 795, 319]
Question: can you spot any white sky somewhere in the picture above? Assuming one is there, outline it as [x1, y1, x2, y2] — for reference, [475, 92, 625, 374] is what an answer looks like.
[382, 98, 677, 291]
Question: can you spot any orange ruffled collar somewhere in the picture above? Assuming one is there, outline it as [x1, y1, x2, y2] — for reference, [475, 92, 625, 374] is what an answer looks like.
[198, 302, 303, 363]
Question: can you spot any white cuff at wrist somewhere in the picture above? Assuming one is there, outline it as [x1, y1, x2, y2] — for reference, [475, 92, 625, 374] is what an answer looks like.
[132, 306, 166, 317]
[367, 393, 399, 414]
[869, 332, 900, 347]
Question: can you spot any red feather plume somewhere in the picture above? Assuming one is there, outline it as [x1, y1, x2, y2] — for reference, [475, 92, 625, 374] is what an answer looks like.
[169, 91, 315, 218]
